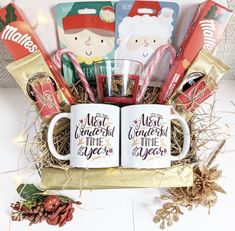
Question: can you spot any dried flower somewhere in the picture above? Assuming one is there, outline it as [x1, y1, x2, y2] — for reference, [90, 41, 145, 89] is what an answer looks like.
[154, 140, 226, 229]
[153, 203, 183, 230]
[167, 165, 225, 209]
[154, 164, 225, 229]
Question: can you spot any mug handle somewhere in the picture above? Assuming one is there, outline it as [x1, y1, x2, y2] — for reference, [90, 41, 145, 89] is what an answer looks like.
[170, 115, 190, 161]
[47, 113, 71, 161]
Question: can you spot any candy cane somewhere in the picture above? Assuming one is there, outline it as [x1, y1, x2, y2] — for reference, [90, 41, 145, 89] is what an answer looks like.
[54, 48, 96, 103]
[136, 44, 176, 103]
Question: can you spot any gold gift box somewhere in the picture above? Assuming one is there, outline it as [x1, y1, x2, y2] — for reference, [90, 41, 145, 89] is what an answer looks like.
[41, 164, 193, 190]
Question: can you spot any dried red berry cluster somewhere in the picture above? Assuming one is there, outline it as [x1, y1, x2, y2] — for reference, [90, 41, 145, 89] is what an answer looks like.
[11, 195, 81, 227]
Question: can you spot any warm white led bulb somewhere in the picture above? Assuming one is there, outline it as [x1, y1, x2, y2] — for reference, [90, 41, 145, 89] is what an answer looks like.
[37, 13, 49, 25]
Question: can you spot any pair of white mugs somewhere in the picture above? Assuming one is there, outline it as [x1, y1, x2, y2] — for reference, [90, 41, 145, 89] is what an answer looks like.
[48, 104, 190, 169]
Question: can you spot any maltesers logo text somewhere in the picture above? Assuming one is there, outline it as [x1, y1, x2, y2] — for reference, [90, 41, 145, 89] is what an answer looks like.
[1, 25, 38, 53]
[199, 19, 216, 52]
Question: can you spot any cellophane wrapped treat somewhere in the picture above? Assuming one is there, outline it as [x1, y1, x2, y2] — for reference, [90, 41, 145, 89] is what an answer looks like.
[6, 51, 72, 122]
[172, 49, 230, 111]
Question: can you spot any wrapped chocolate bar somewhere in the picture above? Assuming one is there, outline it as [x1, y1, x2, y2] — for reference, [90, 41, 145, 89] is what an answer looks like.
[157, 0, 233, 104]
[6, 51, 72, 121]
[172, 49, 229, 111]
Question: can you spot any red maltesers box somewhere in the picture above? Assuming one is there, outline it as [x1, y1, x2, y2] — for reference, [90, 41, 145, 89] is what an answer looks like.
[157, 0, 233, 104]
[0, 3, 43, 60]
[0, 3, 75, 105]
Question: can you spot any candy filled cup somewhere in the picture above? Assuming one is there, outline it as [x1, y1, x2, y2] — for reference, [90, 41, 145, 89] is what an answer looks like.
[94, 59, 143, 105]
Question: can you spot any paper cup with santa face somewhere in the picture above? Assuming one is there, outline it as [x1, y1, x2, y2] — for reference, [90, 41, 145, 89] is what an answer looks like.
[47, 104, 120, 168]
[121, 105, 190, 169]
[94, 59, 143, 105]
[114, 1, 179, 87]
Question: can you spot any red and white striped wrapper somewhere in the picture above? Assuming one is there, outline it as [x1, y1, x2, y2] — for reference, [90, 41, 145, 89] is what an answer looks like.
[137, 44, 176, 103]
[54, 48, 96, 103]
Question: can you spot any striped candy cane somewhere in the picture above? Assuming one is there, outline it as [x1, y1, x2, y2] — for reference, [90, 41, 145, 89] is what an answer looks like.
[54, 48, 96, 103]
[137, 44, 176, 103]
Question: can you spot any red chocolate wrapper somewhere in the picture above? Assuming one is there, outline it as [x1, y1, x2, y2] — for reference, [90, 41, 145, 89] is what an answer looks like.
[0, 3, 75, 104]
[6, 51, 71, 122]
[157, 0, 233, 104]
[173, 49, 229, 112]
[176, 78, 214, 111]
[30, 75, 62, 117]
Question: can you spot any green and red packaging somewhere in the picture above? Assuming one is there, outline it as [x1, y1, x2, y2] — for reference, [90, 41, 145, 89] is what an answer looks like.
[56, 1, 115, 86]
[0, 3, 75, 105]
[157, 0, 233, 104]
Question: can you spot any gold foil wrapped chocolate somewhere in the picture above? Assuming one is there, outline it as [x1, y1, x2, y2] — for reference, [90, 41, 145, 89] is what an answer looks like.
[41, 164, 193, 190]
[6, 51, 72, 121]
[170, 49, 230, 111]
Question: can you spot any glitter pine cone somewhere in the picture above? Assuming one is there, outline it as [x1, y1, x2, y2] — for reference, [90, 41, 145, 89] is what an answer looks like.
[11, 195, 81, 227]
[153, 164, 226, 230]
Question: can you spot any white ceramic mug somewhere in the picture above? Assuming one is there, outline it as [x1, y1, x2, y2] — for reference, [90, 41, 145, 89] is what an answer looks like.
[121, 105, 190, 168]
[47, 104, 120, 168]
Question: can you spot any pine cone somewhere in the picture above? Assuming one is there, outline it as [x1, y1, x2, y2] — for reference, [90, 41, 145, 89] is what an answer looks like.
[46, 201, 75, 227]
[23, 203, 45, 226]
[12, 202, 46, 225]
[11, 202, 30, 213]
[11, 195, 81, 227]
[43, 195, 61, 212]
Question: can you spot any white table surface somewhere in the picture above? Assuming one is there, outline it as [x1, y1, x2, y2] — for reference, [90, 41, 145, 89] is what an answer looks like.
[0, 79, 235, 231]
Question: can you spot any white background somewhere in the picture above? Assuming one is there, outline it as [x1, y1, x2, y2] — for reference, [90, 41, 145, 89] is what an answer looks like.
[0, 0, 235, 231]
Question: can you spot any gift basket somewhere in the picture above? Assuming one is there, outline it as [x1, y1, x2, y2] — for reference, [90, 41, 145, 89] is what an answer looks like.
[0, 0, 233, 229]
